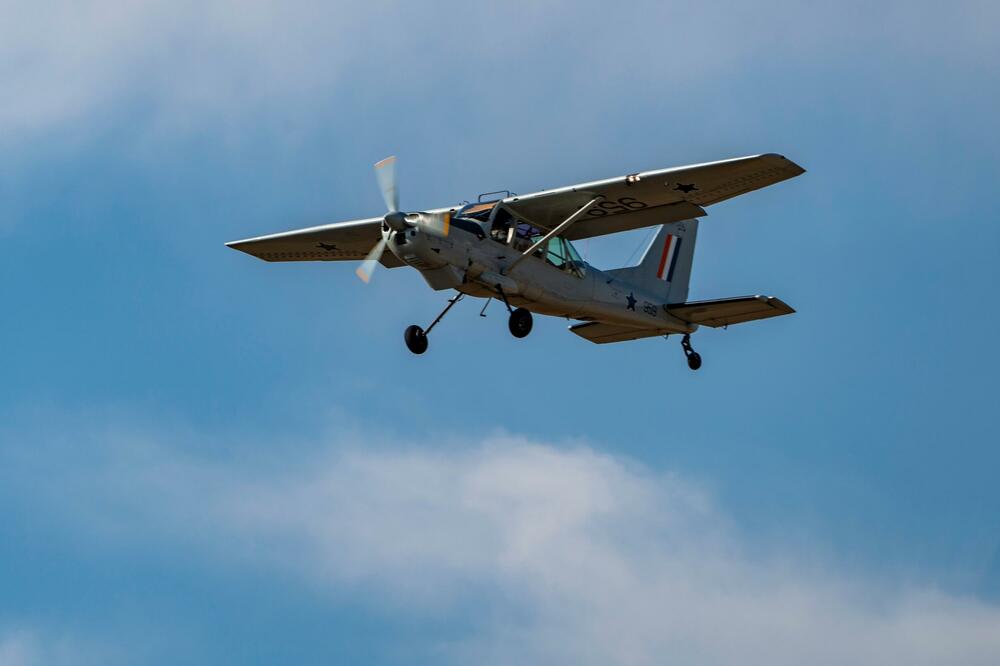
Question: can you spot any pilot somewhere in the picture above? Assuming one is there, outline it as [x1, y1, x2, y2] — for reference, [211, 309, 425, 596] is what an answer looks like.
[490, 208, 514, 244]
[490, 219, 510, 243]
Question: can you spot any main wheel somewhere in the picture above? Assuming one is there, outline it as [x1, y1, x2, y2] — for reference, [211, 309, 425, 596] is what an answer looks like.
[686, 352, 702, 371]
[404, 324, 428, 355]
[508, 308, 533, 338]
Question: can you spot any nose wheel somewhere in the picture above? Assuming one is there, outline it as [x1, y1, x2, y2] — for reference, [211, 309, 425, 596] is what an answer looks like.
[403, 294, 463, 355]
[681, 334, 702, 371]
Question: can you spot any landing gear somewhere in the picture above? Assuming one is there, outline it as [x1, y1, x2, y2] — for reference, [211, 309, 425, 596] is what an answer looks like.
[403, 294, 463, 355]
[496, 285, 532, 339]
[508, 308, 533, 338]
[404, 325, 428, 354]
[681, 333, 702, 371]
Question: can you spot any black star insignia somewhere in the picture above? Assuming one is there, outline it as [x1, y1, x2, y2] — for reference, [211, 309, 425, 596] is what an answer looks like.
[673, 183, 698, 193]
[317, 242, 338, 252]
[626, 292, 637, 311]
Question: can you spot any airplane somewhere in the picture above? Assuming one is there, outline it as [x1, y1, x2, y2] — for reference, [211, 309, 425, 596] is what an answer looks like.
[226, 153, 805, 370]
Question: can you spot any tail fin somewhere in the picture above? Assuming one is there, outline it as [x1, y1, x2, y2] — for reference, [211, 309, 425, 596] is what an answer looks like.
[607, 219, 698, 304]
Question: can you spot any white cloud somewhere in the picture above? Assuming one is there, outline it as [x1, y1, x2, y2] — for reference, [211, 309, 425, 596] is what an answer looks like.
[2, 0, 996, 146]
[0, 628, 110, 666]
[20, 427, 1000, 665]
[0, 0, 370, 139]
[0, 631, 35, 666]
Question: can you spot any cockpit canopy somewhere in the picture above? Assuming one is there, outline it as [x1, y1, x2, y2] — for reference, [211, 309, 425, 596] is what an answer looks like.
[454, 201, 497, 222]
[454, 202, 587, 278]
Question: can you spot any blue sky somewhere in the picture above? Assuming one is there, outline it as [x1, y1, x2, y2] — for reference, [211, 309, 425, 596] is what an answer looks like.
[2, 1, 1000, 663]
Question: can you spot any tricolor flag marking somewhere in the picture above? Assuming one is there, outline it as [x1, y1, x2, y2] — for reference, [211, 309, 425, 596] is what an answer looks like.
[655, 234, 683, 282]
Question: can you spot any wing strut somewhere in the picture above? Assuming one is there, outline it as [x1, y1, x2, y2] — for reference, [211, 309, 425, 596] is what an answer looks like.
[504, 196, 603, 274]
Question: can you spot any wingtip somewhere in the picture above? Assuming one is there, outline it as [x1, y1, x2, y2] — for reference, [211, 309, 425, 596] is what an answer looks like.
[771, 297, 796, 314]
[225, 239, 257, 255]
[761, 152, 806, 175]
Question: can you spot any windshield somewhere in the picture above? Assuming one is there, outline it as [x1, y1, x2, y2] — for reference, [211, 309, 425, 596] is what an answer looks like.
[455, 202, 496, 222]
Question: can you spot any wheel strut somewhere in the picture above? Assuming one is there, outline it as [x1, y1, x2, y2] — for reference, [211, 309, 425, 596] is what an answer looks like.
[404, 293, 463, 355]
[495, 285, 514, 314]
[424, 293, 463, 335]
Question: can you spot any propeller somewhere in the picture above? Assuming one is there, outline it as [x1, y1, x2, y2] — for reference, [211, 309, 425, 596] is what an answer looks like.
[355, 236, 387, 283]
[355, 156, 399, 283]
[374, 156, 398, 213]
[356, 156, 451, 283]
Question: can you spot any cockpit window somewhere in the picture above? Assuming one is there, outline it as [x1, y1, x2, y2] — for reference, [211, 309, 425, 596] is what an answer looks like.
[523, 233, 586, 278]
[450, 203, 491, 239]
[545, 236, 569, 269]
[563, 236, 585, 268]
[455, 202, 496, 222]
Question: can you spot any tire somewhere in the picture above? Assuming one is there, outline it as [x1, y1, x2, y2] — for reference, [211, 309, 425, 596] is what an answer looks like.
[404, 325, 428, 354]
[686, 352, 702, 371]
[508, 308, 533, 338]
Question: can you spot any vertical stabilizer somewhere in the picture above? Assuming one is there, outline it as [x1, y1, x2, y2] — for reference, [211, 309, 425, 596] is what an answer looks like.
[607, 219, 698, 303]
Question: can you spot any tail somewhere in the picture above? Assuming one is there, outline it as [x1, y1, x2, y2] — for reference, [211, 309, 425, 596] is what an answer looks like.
[607, 219, 698, 304]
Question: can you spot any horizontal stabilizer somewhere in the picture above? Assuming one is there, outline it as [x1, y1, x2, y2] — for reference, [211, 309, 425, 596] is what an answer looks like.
[569, 295, 794, 344]
[667, 295, 794, 327]
[568, 321, 671, 344]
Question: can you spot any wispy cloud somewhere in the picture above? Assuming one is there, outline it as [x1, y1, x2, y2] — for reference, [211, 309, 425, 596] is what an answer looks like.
[3, 0, 996, 145]
[7, 420, 1000, 665]
[0, 630, 36, 666]
[0, 1, 370, 139]
[0, 627, 112, 666]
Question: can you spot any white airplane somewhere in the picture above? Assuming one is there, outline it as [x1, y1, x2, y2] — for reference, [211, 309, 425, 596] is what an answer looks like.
[228, 153, 805, 370]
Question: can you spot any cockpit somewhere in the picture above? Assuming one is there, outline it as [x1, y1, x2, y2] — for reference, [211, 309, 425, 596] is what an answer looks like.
[517, 224, 587, 278]
[454, 201, 586, 278]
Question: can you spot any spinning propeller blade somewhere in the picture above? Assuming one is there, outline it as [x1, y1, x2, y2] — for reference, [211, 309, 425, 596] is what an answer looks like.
[355, 237, 387, 283]
[374, 156, 398, 213]
[358, 156, 400, 283]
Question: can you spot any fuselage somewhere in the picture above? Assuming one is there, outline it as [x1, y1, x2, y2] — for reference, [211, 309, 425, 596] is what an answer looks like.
[383, 217, 695, 334]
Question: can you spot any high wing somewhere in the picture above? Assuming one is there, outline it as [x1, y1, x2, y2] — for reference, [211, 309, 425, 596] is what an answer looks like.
[227, 153, 802, 263]
[501, 153, 804, 240]
[226, 217, 404, 267]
